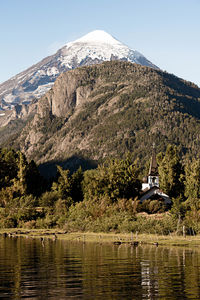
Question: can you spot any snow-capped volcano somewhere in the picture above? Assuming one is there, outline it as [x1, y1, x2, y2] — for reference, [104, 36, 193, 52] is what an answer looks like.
[59, 30, 156, 69]
[0, 30, 158, 111]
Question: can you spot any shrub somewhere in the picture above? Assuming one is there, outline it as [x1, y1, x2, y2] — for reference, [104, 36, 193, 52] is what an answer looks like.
[21, 220, 36, 229]
[139, 199, 166, 214]
[0, 216, 17, 228]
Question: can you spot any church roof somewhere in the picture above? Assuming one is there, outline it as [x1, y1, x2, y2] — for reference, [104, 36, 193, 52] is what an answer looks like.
[139, 186, 171, 204]
[148, 144, 159, 176]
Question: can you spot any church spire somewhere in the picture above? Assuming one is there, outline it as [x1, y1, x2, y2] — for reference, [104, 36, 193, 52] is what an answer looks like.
[142, 143, 159, 190]
[148, 143, 159, 176]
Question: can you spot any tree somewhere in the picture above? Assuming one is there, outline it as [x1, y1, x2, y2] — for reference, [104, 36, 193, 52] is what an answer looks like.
[25, 160, 45, 196]
[15, 151, 28, 195]
[0, 148, 18, 189]
[51, 166, 84, 205]
[184, 158, 200, 207]
[83, 155, 141, 202]
[70, 167, 84, 203]
[0, 149, 44, 207]
[52, 166, 72, 199]
[157, 145, 184, 198]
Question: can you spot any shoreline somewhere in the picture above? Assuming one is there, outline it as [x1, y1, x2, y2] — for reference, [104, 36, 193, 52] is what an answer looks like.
[1, 229, 200, 247]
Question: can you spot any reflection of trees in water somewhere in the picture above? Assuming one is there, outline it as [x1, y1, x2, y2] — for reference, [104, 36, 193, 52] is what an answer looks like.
[1, 238, 200, 299]
[0, 237, 84, 299]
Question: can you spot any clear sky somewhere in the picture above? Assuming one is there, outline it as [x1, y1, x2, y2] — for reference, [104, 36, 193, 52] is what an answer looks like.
[0, 0, 199, 86]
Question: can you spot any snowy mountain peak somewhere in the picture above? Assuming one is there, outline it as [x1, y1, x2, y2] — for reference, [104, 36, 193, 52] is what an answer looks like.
[0, 30, 158, 120]
[70, 30, 122, 46]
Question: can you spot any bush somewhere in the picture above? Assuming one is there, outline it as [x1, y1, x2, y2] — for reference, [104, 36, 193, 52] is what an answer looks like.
[0, 216, 17, 228]
[184, 208, 200, 234]
[35, 214, 57, 229]
[39, 191, 59, 207]
[139, 199, 166, 214]
[21, 220, 37, 229]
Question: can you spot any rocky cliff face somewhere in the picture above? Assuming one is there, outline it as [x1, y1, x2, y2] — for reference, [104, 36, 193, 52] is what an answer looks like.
[36, 70, 101, 118]
[12, 60, 200, 173]
[0, 100, 37, 128]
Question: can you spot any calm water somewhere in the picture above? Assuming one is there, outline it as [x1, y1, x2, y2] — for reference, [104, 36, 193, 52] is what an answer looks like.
[0, 236, 200, 299]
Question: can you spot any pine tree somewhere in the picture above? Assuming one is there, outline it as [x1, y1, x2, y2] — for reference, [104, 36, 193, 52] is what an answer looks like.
[157, 145, 184, 198]
[185, 158, 200, 207]
[52, 166, 71, 198]
[0, 148, 18, 189]
[15, 151, 28, 195]
[70, 167, 84, 203]
[25, 160, 45, 196]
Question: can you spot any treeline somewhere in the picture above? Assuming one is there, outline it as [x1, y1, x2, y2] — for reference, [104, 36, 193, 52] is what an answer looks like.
[0, 145, 200, 234]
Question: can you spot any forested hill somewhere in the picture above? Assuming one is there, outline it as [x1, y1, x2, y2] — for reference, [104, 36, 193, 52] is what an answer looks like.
[3, 61, 200, 173]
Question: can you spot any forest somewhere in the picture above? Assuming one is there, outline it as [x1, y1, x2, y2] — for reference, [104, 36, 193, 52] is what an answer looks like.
[0, 145, 200, 235]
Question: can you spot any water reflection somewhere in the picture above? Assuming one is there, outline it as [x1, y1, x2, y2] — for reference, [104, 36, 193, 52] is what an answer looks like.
[0, 236, 200, 299]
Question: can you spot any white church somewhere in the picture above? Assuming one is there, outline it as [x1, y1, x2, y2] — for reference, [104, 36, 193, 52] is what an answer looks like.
[139, 145, 171, 205]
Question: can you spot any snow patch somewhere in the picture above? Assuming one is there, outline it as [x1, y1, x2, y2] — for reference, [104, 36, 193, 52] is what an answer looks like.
[59, 42, 144, 68]
[34, 82, 54, 98]
[37, 70, 46, 76]
[46, 67, 59, 76]
[4, 94, 16, 103]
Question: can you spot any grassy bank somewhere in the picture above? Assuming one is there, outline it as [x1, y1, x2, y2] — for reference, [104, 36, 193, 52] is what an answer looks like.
[1, 229, 200, 247]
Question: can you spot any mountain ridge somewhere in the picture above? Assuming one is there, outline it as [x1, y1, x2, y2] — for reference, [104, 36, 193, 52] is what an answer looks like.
[2, 60, 199, 176]
[0, 30, 157, 117]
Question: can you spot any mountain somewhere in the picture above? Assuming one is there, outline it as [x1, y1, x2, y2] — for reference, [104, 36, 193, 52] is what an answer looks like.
[4, 61, 200, 176]
[0, 30, 157, 115]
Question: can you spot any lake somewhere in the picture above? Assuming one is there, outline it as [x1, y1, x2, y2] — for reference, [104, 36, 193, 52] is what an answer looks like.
[0, 235, 200, 299]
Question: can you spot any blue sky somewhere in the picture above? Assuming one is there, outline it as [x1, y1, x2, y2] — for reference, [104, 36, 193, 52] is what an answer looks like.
[0, 0, 200, 86]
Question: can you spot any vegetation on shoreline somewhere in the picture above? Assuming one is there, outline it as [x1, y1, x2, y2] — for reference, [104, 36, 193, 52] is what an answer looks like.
[1, 229, 200, 247]
[1, 145, 200, 236]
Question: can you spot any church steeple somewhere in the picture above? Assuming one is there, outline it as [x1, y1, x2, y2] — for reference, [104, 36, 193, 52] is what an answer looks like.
[142, 143, 159, 190]
[148, 143, 159, 176]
